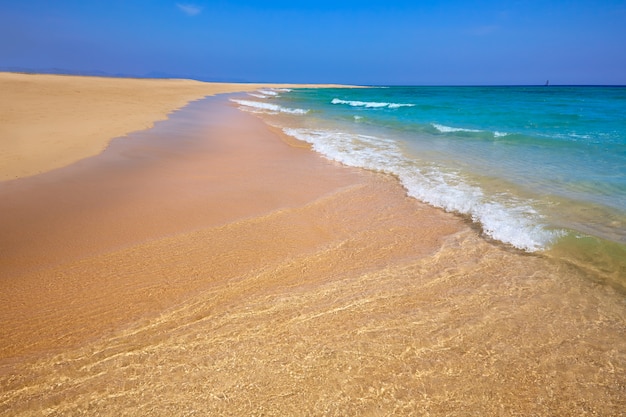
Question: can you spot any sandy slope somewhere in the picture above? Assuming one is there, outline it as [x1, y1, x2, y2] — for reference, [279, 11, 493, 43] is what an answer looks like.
[0, 72, 339, 181]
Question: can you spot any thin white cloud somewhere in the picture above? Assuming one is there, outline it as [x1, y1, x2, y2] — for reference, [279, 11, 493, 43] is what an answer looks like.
[177, 3, 202, 16]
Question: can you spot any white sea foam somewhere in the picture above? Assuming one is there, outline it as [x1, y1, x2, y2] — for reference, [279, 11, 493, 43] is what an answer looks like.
[432, 123, 482, 133]
[231, 99, 309, 115]
[257, 89, 280, 96]
[433, 123, 512, 138]
[431, 123, 510, 138]
[247, 93, 268, 99]
[331, 98, 415, 109]
[282, 127, 561, 252]
[388, 103, 415, 109]
[569, 133, 593, 140]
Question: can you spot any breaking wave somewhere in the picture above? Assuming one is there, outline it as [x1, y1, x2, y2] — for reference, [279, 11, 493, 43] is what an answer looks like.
[331, 98, 415, 109]
[432, 123, 512, 138]
[282, 127, 562, 252]
[230, 99, 309, 115]
[432, 123, 482, 133]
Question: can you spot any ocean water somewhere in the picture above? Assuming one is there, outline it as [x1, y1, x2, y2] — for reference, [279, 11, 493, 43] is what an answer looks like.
[231, 86, 626, 286]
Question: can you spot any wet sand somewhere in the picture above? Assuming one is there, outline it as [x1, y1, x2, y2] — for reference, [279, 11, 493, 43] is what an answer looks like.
[0, 72, 341, 181]
[1, 91, 625, 415]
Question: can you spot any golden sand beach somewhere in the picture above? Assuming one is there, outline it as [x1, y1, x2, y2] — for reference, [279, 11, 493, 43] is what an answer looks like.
[1, 74, 625, 416]
[0, 72, 339, 181]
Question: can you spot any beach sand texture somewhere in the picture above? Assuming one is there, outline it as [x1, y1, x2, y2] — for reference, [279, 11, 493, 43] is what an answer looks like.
[1, 75, 625, 416]
[0, 72, 335, 181]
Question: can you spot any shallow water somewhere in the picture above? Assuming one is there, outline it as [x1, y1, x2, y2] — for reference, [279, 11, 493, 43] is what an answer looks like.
[3, 224, 626, 416]
[1, 95, 625, 416]
[232, 86, 626, 289]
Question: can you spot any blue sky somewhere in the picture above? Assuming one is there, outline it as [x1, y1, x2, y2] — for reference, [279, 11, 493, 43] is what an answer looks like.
[1, 0, 625, 85]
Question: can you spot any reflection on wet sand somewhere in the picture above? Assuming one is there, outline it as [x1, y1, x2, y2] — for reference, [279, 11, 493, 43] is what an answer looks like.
[1, 97, 624, 416]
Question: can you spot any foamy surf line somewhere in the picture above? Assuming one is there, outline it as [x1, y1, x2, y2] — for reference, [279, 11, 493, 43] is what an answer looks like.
[231, 99, 309, 115]
[432, 123, 511, 138]
[282, 127, 563, 252]
[331, 98, 415, 109]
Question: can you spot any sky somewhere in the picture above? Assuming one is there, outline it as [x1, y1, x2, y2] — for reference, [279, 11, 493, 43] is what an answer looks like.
[1, 0, 625, 85]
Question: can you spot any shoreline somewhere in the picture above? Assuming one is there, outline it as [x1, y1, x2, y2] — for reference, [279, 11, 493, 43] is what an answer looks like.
[0, 72, 350, 181]
[1, 77, 625, 415]
[1, 94, 464, 360]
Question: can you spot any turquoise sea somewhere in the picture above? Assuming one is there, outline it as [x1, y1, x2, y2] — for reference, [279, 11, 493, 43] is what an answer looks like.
[232, 86, 626, 286]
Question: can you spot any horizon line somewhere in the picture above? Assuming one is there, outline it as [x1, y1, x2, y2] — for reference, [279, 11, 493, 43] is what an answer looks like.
[2, 68, 624, 88]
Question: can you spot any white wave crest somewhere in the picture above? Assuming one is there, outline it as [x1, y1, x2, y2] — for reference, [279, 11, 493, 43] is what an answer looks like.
[434, 124, 512, 138]
[433, 124, 513, 138]
[388, 103, 415, 109]
[231, 99, 309, 115]
[331, 98, 415, 109]
[247, 93, 268, 99]
[432, 123, 482, 133]
[282, 127, 561, 252]
[257, 89, 280, 96]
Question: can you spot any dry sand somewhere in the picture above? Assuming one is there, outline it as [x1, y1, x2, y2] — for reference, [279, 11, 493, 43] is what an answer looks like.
[0, 72, 339, 181]
[1, 75, 625, 416]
